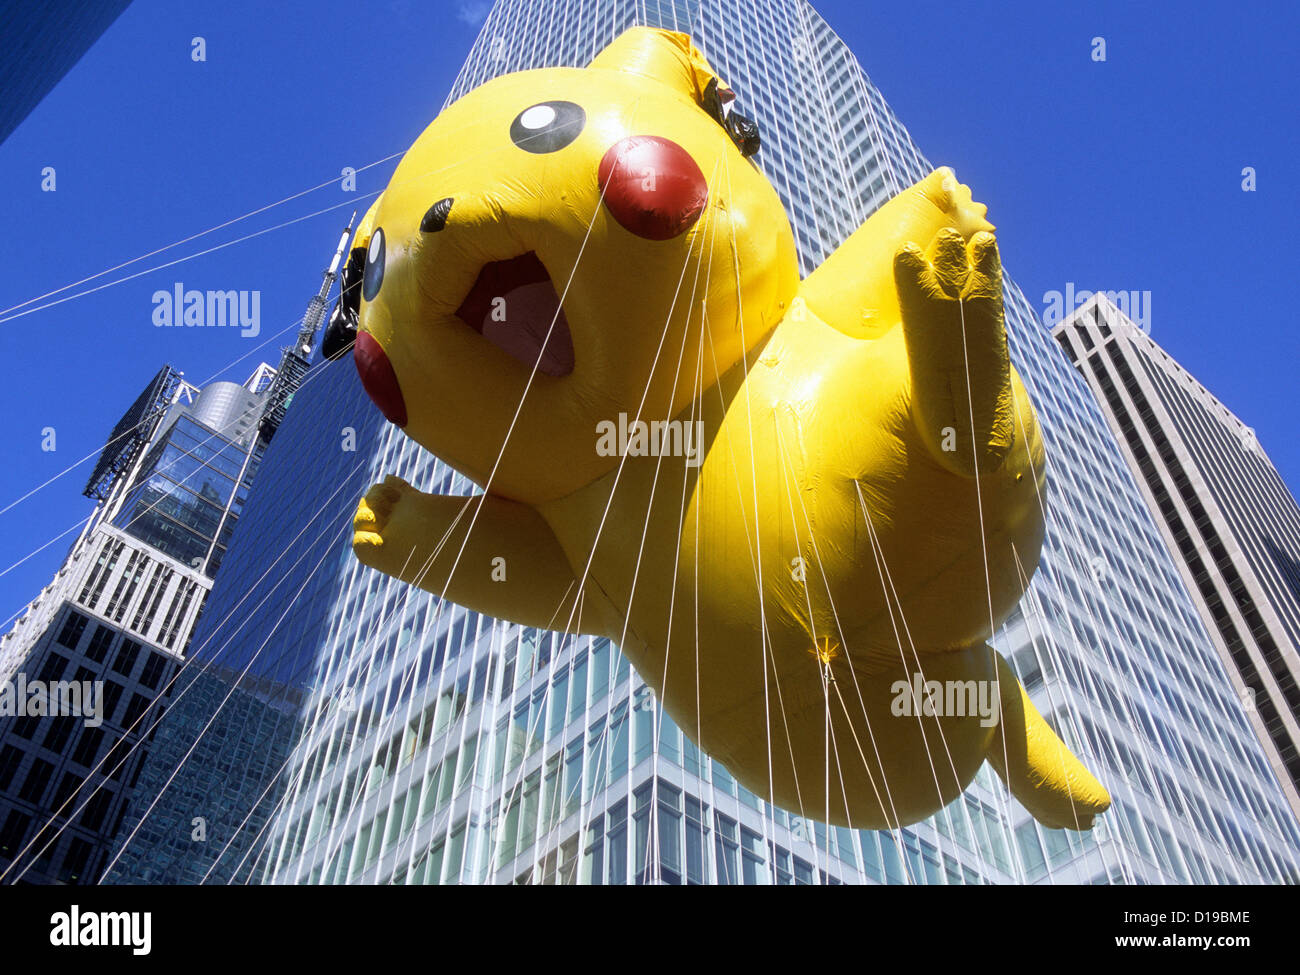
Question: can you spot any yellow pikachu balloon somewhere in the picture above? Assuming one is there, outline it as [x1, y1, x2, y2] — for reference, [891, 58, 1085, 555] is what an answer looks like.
[343, 27, 1110, 831]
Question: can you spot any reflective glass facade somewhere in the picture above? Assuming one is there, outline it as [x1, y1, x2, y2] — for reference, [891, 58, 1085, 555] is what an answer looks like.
[0, 369, 268, 885]
[0, 0, 132, 146]
[113, 397, 261, 578]
[107, 0, 1300, 885]
[113, 418, 235, 575]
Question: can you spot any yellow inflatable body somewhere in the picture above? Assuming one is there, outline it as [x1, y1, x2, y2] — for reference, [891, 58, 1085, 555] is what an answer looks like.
[343, 27, 1110, 831]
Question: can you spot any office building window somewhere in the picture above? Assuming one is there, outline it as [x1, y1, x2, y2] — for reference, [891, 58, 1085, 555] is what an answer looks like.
[11, 715, 41, 741]
[684, 795, 708, 884]
[657, 783, 683, 884]
[123, 693, 153, 730]
[101, 681, 126, 724]
[18, 758, 54, 803]
[37, 652, 69, 683]
[52, 771, 83, 812]
[137, 652, 168, 691]
[111, 639, 141, 679]
[740, 826, 767, 884]
[78, 789, 114, 834]
[84, 624, 115, 664]
[71, 727, 105, 768]
[59, 837, 93, 884]
[56, 611, 88, 650]
[0, 745, 22, 791]
[103, 735, 131, 782]
[793, 856, 815, 885]
[42, 717, 77, 754]
[0, 810, 32, 859]
[714, 813, 739, 884]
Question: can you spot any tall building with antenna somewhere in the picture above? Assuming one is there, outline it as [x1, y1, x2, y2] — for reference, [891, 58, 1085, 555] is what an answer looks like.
[104, 0, 1300, 885]
[0, 225, 353, 885]
[0, 365, 269, 884]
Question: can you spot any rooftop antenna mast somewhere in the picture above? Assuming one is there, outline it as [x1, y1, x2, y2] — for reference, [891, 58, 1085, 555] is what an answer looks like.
[257, 212, 357, 443]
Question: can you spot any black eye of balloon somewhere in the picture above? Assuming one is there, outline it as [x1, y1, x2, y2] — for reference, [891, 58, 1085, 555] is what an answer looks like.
[362, 227, 385, 301]
[510, 101, 585, 154]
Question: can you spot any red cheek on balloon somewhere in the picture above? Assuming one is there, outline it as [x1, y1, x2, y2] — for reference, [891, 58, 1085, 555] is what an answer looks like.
[597, 136, 707, 240]
[354, 331, 408, 428]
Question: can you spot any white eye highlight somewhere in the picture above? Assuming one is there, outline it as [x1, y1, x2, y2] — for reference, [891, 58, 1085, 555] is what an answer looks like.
[519, 104, 556, 130]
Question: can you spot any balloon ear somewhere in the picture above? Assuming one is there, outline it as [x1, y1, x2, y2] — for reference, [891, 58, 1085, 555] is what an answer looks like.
[590, 28, 759, 156]
[590, 27, 727, 106]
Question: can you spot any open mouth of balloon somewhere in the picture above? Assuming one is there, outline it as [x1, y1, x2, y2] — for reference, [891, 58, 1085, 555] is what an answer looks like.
[454, 252, 575, 377]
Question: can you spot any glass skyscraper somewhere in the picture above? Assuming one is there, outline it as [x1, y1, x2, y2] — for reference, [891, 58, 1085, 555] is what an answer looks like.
[105, 0, 1300, 885]
[0, 364, 270, 885]
[0, 0, 133, 147]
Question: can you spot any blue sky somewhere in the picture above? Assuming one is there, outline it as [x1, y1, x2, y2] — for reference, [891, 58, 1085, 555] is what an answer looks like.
[0, 0, 1296, 626]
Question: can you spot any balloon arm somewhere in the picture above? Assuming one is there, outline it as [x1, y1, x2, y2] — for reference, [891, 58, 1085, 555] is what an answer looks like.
[894, 229, 1015, 477]
[985, 647, 1112, 831]
[352, 475, 587, 631]
[798, 167, 995, 341]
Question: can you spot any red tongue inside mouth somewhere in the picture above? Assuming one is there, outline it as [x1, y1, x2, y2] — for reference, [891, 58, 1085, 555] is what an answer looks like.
[455, 252, 575, 377]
